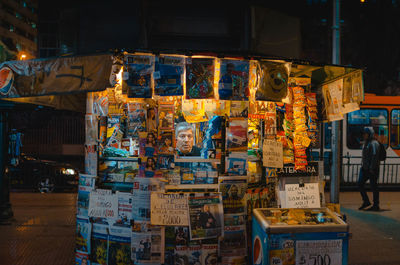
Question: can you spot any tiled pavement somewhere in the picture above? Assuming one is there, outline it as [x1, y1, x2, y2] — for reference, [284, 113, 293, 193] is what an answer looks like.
[0, 192, 76, 265]
[1, 191, 400, 264]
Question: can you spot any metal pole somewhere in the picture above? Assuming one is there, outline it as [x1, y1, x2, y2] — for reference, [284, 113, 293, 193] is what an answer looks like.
[330, 0, 342, 203]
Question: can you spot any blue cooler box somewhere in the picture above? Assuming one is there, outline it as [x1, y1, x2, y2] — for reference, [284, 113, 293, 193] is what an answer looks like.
[252, 208, 349, 265]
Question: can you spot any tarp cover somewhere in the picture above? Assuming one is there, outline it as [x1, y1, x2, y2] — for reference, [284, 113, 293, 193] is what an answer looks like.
[0, 54, 112, 98]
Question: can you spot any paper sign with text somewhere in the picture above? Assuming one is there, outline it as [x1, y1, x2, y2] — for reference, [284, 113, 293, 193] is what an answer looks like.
[285, 183, 321, 208]
[262, 140, 283, 168]
[88, 192, 118, 219]
[296, 239, 342, 265]
[150, 192, 189, 226]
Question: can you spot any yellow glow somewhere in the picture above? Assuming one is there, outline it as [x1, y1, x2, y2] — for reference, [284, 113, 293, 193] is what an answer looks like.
[19, 53, 27, 60]
[360, 0, 365, 2]
[117, 66, 123, 85]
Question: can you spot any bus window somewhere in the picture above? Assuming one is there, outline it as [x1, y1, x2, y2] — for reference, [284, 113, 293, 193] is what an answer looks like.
[391, 109, 400, 149]
[324, 123, 332, 149]
[347, 108, 388, 149]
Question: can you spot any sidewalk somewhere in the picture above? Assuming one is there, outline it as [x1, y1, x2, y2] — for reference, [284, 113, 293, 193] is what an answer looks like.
[0, 191, 400, 264]
[0, 192, 75, 265]
[340, 192, 400, 265]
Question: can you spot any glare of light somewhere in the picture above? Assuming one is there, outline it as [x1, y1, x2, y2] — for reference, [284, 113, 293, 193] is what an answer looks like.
[117, 66, 123, 85]
[19, 53, 27, 60]
[61, 168, 76, 175]
[360, 0, 365, 3]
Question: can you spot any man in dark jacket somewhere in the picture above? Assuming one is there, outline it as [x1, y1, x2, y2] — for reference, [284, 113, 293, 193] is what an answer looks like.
[358, 127, 380, 211]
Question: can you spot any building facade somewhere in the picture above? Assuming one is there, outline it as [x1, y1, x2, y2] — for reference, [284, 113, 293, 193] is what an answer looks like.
[0, 0, 38, 59]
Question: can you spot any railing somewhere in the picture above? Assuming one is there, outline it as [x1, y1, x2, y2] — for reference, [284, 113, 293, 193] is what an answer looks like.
[338, 156, 400, 185]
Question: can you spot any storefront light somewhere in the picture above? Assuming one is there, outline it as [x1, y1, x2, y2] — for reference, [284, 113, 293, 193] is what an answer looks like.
[61, 168, 76, 175]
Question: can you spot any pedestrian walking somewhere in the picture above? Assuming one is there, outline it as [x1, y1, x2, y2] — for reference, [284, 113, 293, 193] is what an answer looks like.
[358, 127, 381, 211]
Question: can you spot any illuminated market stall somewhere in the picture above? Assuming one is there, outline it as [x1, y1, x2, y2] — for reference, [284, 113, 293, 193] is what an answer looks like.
[0, 51, 363, 265]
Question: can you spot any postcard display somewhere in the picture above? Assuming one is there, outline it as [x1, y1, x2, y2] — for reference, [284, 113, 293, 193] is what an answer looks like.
[77, 53, 361, 265]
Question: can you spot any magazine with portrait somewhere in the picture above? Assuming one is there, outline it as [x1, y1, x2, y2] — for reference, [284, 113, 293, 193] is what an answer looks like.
[131, 223, 164, 265]
[123, 54, 154, 98]
[158, 131, 174, 155]
[157, 154, 174, 170]
[154, 55, 184, 96]
[158, 103, 175, 131]
[108, 225, 131, 265]
[174, 119, 222, 162]
[91, 223, 109, 265]
[218, 59, 249, 101]
[139, 131, 158, 158]
[188, 193, 224, 240]
[219, 176, 247, 214]
[76, 218, 91, 254]
[186, 57, 215, 99]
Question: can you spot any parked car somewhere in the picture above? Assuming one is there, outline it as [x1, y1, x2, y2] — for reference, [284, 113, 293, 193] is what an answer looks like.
[8, 154, 80, 192]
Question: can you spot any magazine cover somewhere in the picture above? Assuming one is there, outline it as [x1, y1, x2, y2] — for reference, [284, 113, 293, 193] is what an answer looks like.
[158, 131, 174, 155]
[219, 177, 247, 214]
[164, 226, 177, 265]
[204, 99, 230, 119]
[157, 154, 174, 170]
[108, 225, 131, 265]
[179, 162, 219, 185]
[106, 115, 123, 149]
[174, 245, 189, 265]
[223, 213, 246, 227]
[113, 191, 133, 227]
[159, 104, 175, 130]
[139, 131, 158, 158]
[138, 157, 158, 178]
[75, 250, 90, 265]
[201, 243, 218, 265]
[131, 222, 165, 265]
[226, 119, 248, 151]
[187, 243, 202, 265]
[77, 175, 95, 219]
[91, 223, 109, 265]
[123, 54, 154, 98]
[154, 56, 184, 96]
[132, 178, 163, 222]
[76, 218, 91, 254]
[230, 101, 249, 118]
[126, 102, 147, 137]
[188, 193, 224, 240]
[218, 59, 249, 101]
[186, 57, 215, 99]
[181, 100, 207, 123]
[225, 152, 247, 176]
[219, 225, 247, 259]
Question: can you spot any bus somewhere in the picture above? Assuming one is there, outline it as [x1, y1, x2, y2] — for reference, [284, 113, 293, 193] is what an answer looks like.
[320, 93, 400, 186]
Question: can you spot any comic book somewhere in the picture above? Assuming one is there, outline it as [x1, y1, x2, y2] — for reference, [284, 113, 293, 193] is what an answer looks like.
[108, 225, 131, 265]
[76, 218, 91, 254]
[154, 56, 184, 96]
[188, 193, 224, 240]
[75, 250, 90, 265]
[218, 59, 249, 101]
[186, 58, 215, 99]
[106, 115, 124, 149]
[91, 223, 109, 265]
[77, 174, 96, 219]
[123, 54, 154, 98]
[226, 119, 248, 151]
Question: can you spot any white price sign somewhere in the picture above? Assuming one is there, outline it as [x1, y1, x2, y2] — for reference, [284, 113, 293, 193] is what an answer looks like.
[296, 240, 342, 265]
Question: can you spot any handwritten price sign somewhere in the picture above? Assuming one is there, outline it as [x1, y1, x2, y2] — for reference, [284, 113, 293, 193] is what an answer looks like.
[151, 192, 189, 226]
[296, 240, 342, 265]
[88, 192, 118, 219]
